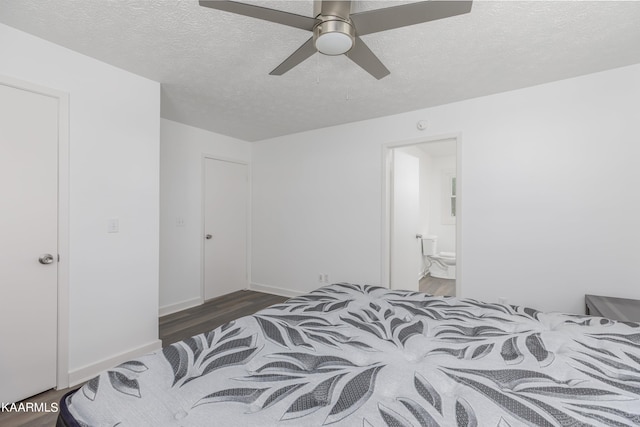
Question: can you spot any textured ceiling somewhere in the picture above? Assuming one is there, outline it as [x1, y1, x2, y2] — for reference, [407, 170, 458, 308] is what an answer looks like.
[1, 1, 639, 141]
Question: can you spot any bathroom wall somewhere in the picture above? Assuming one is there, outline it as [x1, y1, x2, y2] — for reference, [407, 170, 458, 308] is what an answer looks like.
[396, 144, 456, 277]
[398, 144, 457, 254]
[427, 155, 456, 253]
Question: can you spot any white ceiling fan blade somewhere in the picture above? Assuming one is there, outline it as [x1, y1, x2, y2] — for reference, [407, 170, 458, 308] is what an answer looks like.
[350, 1, 472, 36]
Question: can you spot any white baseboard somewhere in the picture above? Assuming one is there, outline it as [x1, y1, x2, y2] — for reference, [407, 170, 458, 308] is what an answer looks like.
[249, 282, 306, 298]
[68, 339, 162, 387]
[159, 296, 203, 317]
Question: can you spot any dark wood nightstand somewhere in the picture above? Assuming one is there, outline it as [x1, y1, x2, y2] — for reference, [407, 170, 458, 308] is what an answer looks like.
[585, 294, 640, 323]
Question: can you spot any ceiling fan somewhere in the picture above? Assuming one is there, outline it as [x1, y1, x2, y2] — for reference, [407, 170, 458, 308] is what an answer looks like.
[199, 0, 472, 79]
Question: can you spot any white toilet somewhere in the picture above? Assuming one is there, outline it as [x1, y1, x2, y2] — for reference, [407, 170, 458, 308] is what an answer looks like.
[421, 236, 456, 280]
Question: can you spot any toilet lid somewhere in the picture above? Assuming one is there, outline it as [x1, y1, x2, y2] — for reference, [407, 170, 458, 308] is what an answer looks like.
[439, 251, 456, 258]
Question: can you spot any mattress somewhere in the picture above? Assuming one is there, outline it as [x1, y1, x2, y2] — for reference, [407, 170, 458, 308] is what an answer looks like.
[59, 283, 640, 426]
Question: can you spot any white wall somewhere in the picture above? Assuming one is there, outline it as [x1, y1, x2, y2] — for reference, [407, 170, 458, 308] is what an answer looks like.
[252, 63, 640, 314]
[395, 146, 432, 240]
[428, 155, 456, 253]
[252, 132, 383, 297]
[418, 152, 432, 241]
[160, 119, 251, 313]
[396, 147, 457, 253]
[393, 146, 431, 278]
[0, 24, 160, 380]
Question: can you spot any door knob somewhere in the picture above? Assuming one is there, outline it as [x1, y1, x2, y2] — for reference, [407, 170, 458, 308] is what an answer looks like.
[39, 254, 54, 264]
[205, 234, 212, 240]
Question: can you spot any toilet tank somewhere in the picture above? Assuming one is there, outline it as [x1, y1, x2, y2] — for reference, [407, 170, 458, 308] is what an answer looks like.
[421, 236, 437, 256]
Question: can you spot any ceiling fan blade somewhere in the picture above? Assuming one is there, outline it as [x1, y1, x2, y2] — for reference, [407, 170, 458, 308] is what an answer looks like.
[346, 37, 390, 80]
[199, 0, 317, 31]
[350, 1, 472, 36]
[270, 37, 317, 76]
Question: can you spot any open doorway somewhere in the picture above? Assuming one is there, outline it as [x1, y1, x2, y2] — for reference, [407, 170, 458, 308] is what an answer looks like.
[383, 137, 459, 296]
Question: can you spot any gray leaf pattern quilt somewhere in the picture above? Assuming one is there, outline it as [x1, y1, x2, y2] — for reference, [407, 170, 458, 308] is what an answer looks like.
[64, 284, 640, 426]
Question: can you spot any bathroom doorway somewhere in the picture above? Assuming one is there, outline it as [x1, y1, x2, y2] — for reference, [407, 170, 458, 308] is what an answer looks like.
[383, 137, 459, 296]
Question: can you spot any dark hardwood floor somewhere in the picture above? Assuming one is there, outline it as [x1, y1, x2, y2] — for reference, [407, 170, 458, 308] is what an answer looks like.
[160, 290, 288, 346]
[0, 290, 289, 427]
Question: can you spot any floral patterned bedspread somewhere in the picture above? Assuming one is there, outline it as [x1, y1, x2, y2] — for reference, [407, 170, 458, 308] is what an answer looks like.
[64, 283, 640, 426]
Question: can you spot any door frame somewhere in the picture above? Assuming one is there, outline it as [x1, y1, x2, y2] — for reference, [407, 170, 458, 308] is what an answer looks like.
[1, 74, 70, 390]
[200, 155, 251, 301]
[381, 133, 463, 297]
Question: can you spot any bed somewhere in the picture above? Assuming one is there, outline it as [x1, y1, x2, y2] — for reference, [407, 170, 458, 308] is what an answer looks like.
[58, 283, 640, 426]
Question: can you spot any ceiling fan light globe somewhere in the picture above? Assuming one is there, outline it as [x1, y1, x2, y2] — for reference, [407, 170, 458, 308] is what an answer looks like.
[313, 19, 355, 56]
[315, 32, 353, 55]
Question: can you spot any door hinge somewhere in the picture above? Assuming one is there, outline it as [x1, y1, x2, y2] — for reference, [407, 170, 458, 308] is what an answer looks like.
[57, 254, 60, 262]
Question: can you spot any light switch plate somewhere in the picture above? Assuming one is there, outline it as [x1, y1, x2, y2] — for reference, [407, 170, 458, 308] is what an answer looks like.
[107, 218, 119, 233]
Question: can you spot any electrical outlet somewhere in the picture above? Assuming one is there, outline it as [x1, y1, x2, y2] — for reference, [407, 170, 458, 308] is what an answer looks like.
[176, 216, 185, 227]
[318, 273, 330, 284]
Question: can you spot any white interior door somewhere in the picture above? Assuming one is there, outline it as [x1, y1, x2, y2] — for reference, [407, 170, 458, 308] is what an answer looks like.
[204, 158, 248, 300]
[0, 83, 58, 403]
[390, 150, 421, 291]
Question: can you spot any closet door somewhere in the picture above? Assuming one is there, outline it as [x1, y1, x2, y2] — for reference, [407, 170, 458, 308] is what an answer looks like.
[203, 158, 248, 300]
[0, 82, 58, 403]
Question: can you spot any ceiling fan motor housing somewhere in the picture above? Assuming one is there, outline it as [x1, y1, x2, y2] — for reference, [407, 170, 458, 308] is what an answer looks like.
[313, 18, 355, 55]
